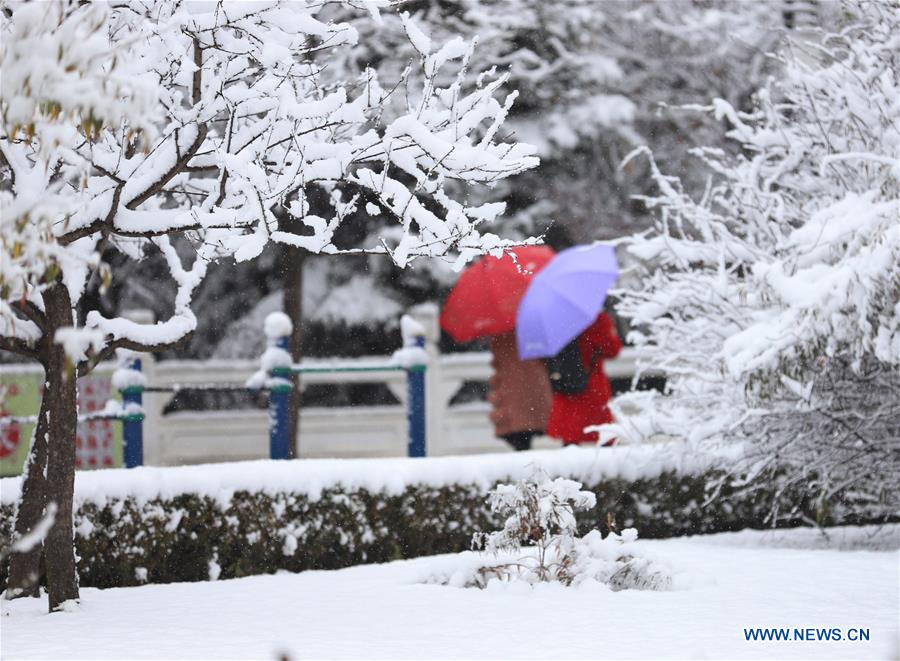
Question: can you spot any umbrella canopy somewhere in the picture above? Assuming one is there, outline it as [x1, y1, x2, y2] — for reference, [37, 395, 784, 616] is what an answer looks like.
[516, 243, 619, 359]
[440, 246, 555, 342]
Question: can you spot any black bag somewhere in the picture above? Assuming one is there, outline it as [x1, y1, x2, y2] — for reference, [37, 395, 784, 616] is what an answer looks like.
[545, 338, 590, 395]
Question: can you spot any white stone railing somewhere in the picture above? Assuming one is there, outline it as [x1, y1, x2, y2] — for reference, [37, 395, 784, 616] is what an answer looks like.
[0, 304, 649, 467]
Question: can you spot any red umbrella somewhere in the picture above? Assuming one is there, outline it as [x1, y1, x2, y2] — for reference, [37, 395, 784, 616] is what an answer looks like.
[440, 246, 555, 342]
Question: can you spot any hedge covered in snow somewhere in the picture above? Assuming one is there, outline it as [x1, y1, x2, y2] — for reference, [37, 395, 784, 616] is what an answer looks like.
[0, 445, 889, 589]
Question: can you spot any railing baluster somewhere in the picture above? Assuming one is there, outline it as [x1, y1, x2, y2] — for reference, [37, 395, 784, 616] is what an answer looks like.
[122, 359, 145, 468]
[269, 335, 293, 461]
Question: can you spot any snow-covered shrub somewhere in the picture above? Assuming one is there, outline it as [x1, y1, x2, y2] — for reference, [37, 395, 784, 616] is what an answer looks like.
[613, 1, 900, 521]
[572, 529, 671, 592]
[471, 473, 595, 584]
[1, 453, 889, 591]
[464, 472, 671, 589]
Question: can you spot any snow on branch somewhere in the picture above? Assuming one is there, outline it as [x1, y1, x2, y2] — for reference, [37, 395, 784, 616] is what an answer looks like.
[1, 1, 535, 362]
[611, 2, 900, 518]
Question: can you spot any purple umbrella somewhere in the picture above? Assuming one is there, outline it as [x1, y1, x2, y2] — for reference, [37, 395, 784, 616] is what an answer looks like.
[516, 243, 619, 359]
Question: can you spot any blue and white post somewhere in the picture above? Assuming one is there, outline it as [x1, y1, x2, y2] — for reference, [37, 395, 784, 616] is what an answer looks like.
[264, 312, 294, 460]
[116, 358, 146, 468]
[399, 315, 428, 458]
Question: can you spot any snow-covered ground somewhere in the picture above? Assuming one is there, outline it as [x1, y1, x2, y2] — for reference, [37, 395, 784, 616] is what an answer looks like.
[3, 525, 897, 660]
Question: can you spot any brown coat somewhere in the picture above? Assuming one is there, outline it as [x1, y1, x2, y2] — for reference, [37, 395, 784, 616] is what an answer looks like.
[487, 332, 552, 438]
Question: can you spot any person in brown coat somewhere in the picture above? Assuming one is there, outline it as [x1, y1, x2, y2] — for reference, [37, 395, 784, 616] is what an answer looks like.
[487, 331, 553, 451]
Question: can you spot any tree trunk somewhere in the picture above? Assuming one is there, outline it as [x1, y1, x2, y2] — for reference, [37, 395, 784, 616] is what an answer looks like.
[41, 283, 80, 611]
[281, 245, 305, 460]
[4, 391, 51, 599]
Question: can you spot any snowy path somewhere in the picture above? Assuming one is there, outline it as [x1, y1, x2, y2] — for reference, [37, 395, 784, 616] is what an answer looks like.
[2, 526, 898, 660]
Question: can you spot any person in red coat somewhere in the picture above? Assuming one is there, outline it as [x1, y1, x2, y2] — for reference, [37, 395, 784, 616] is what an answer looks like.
[546, 312, 623, 445]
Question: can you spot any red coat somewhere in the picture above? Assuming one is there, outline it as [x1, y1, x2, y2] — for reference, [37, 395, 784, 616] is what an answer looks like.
[546, 313, 622, 444]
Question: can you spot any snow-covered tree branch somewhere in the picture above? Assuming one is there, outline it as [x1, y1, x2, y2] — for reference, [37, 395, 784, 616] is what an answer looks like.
[613, 1, 899, 521]
[0, 0, 536, 611]
[2, 0, 537, 361]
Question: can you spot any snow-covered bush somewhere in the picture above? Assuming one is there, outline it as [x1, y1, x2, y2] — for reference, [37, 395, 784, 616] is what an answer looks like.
[1, 449, 888, 591]
[464, 471, 671, 589]
[471, 473, 596, 584]
[613, 1, 900, 520]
